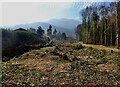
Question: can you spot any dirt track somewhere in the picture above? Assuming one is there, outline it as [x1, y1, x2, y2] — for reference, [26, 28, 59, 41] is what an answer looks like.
[78, 41, 120, 52]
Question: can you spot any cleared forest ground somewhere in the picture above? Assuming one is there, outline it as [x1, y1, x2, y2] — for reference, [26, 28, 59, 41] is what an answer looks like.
[2, 41, 120, 86]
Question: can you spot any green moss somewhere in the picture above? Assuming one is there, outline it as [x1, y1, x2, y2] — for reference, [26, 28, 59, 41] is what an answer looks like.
[41, 47, 55, 50]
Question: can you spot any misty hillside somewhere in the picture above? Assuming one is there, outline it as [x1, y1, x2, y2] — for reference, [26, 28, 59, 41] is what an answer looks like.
[8, 22, 67, 33]
[5, 18, 80, 37]
[7, 22, 74, 37]
[48, 18, 80, 30]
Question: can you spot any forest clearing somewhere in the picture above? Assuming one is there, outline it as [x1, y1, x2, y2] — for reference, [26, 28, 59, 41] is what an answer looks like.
[2, 41, 120, 86]
[1, 1, 120, 86]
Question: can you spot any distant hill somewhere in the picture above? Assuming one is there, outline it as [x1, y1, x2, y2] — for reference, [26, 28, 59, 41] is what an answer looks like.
[3, 18, 80, 37]
[48, 18, 80, 30]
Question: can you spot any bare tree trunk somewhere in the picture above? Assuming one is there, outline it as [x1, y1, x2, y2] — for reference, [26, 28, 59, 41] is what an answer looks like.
[105, 19, 107, 46]
[110, 25, 113, 46]
[116, 0, 119, 49]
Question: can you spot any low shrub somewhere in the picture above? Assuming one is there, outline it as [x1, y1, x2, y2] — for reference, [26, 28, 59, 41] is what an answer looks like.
[73, 44, 84, 50]
[2, 29, 47, 61]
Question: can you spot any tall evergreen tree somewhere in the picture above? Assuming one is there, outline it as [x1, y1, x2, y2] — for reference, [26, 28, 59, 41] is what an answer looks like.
[47, 25, 52, 37]
[53, 29, 57, 35]
[61, 32, 67, 40]
[37, 26, 44, 37]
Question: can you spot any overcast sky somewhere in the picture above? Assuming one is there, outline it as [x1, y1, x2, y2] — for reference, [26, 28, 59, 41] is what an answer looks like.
[0, 0, 115, 27]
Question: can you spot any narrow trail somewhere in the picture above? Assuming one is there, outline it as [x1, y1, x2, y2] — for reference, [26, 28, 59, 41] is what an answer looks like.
[76, 41, 120, 52]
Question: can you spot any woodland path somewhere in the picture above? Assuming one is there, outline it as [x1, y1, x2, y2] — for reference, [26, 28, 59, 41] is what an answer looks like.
[75, 41, 120, 52]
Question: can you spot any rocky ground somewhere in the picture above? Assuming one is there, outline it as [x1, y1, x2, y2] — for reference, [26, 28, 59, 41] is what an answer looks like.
[2, 41, 120, 86]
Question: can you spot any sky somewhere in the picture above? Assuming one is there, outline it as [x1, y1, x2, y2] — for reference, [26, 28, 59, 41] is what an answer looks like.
[0, 0, 115, 27]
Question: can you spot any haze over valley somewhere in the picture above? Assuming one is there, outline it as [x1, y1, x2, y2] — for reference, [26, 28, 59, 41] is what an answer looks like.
[4, 18, 80, 37]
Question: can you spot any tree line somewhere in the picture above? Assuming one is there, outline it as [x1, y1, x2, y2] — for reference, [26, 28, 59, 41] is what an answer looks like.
[76, 1, 120, 49]
[28, 25, 67, 40]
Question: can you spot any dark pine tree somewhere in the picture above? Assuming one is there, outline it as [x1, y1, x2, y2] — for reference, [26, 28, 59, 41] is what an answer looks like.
[53, 29, 57, 35]
[37, 26, 44, 37]
[62, 32, 67, 40]
[47, 25, 52, 37]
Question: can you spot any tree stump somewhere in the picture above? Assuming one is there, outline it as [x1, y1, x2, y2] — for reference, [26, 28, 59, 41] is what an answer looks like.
[111, 50, 113, 53]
